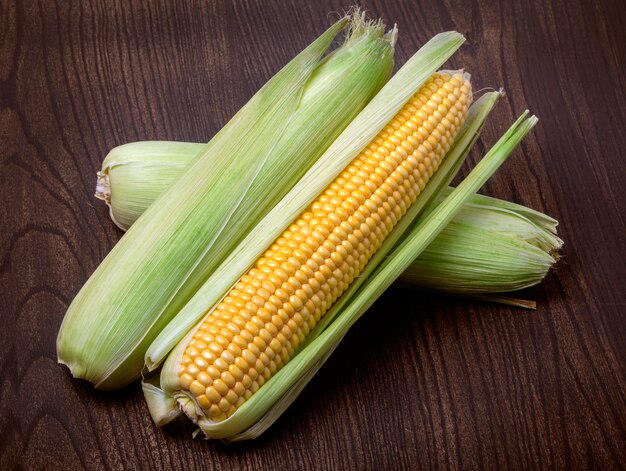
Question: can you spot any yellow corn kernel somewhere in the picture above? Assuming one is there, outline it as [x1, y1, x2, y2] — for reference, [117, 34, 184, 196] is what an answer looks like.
[178, 72, 472, 421]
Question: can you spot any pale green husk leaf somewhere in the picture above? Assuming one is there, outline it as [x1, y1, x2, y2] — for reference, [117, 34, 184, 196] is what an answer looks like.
[58, 14, 395, 389]
[145, 31, 467, 372]
[96, 141, 202, 230]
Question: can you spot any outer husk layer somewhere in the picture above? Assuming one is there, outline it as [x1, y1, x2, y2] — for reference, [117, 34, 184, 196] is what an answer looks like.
[96, 140, 561, 297]
[95, 141, 203, 230]
[58, 15, 395, 389]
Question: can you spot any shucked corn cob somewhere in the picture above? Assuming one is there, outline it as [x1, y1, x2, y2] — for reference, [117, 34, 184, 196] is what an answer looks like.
[159, 72, 472, 422]
[181, 106, 538, 441]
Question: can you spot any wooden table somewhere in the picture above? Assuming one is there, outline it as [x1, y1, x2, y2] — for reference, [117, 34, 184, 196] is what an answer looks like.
[2, 0, 624, 469]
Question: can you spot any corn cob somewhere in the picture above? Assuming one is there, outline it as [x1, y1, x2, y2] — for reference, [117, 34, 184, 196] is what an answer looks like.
[160, 72, 472, 422]
[143, 94, 538, 441]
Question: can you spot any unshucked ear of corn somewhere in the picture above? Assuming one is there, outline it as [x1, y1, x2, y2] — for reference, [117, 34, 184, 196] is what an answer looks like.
[57, 13, 399, 389]
[95, 143, 561, 301]
[400, 188, 562, 298]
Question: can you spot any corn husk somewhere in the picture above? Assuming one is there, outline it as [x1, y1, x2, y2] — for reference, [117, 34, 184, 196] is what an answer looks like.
[144, 33, 469, 373]
[399, 188, 563, 295]
[95, 141, 202, 230]
[57, 14, 398, 389]
[95, 139, 562, 302]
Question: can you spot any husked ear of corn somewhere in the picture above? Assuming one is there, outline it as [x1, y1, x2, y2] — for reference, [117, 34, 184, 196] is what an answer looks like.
[156, 72, 472, 423]
[57, 13, 398, 389]
[143, 91, 538, 441]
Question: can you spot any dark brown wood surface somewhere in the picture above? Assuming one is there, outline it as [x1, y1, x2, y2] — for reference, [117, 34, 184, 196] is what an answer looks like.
[1, 0, 624, 469]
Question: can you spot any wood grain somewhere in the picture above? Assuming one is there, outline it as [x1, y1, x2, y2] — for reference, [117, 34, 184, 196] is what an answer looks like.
[1, 0, 624, 469]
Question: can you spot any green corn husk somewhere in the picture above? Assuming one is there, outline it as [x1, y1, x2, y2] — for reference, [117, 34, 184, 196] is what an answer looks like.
[143, 34, 469, 374]
[95, 141, 203, 230]
[399, 187, 562, 294]
[57, 14, 399, 390]
[95, 144, 561, 301]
